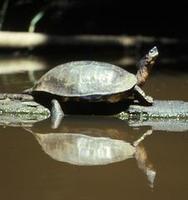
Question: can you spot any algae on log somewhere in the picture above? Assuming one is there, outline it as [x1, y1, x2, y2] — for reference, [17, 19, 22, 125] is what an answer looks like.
[118, 100, 188, 120]
[0, 95, 188, 126]
[118, 100, 188, 133]
[0, 97, 50, 126]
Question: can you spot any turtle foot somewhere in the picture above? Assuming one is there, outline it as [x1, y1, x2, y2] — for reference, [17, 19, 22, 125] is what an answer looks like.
[51, 99, 64, 129]
[145, 95, 153, 104]
[134, 85, 153, 106]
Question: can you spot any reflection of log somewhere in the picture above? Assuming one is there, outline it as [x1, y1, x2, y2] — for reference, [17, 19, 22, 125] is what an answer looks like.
[0, 56, 46, 74]
[0, 55, 136, 75]
[129, 119, 188, 132]
[0, 31, 178, 49]
[0, 94, 187, 125]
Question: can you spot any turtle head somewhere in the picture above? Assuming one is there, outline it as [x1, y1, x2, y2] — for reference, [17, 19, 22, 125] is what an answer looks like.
[136, 46, 159, 86]
[148, 46, 159, 59]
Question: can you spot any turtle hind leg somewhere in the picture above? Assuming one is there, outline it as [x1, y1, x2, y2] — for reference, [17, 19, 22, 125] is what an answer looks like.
[51, 99, 64, 129]
[134, 85, 153, 106]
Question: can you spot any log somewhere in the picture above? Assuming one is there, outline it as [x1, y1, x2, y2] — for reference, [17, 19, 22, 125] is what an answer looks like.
[123, 100, 188, 132]
[0, 95, 50, 126]
[0, 31, 179, 49]
[0, 94, 188, 127]
[118, 100, 188, 120]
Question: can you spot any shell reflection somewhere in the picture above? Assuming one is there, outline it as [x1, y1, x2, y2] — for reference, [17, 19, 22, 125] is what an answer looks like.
[29, 116, 156, 188]
[34, 133, 136, 165]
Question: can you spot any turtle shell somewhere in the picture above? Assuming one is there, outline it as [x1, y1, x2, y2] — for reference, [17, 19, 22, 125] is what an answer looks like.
[32, 61, 137, 98]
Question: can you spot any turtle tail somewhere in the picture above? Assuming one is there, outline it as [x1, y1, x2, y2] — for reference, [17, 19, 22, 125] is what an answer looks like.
[22, 87, 33, 94]
[136, 46, 159, 87]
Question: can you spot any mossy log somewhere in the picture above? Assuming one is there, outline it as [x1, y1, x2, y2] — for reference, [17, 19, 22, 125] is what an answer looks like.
[118, 100, 188, 120]
[0, 94, 50, 126]
[119, 100, 188, 132]
[0, 93, 188, 126]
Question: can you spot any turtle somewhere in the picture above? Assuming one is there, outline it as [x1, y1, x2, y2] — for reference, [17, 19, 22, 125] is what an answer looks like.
[24, 46, 158, 126]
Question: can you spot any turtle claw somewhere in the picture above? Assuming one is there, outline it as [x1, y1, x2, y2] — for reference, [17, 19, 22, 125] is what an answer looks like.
[145, 95, 153, 104]
[134, 85, 153, 106]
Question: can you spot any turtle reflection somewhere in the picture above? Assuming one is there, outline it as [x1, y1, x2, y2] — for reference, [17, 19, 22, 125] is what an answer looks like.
[27, 116, 156, 188]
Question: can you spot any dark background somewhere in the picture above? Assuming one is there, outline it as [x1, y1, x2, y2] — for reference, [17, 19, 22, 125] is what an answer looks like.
[1, 0, 188, 38]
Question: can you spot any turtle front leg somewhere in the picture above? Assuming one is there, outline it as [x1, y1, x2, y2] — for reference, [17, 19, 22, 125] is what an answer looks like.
[51, 99, 64, 129]
[134, 85, 153, 106]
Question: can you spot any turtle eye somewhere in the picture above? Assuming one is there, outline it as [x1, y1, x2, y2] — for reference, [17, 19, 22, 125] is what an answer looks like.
[149, 46, 159, 57]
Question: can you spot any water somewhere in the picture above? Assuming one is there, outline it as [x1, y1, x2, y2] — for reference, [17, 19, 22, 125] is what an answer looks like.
[0, 54, 188, 200]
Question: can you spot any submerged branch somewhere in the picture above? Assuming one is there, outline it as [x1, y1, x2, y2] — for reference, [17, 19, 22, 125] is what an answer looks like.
[0, 0, 9, 30]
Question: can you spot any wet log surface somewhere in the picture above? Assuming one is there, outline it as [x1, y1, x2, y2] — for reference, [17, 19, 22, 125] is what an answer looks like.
[0, 94, 50, 126]
[119, 100, 188, 120]
[0, 93, 188, 126]
[122, 100, 188, 132]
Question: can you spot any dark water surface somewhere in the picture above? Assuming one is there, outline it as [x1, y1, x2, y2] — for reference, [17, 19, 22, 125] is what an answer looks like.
[0, 55, 188, 200]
